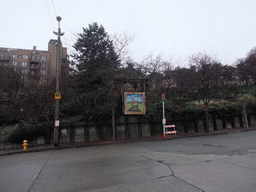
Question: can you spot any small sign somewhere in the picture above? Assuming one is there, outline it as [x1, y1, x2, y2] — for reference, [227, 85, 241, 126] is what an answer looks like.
[162, 119, 166, 124]
[124, 92, 146, 115]
[55, 120, 59, 127]
[55, 93, 61, 99]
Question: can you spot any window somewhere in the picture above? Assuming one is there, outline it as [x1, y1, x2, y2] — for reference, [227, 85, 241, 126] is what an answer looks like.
[41, 70, 46, 75]
[12, 54, 17, 59]
[21, 62, 28, 66]
[12, 61, 18, 66]
[22, 54, 28, 59]
[32, 56, 39, 61]
[40, 77, 47, 83]
[0, 54, 9, 59]
[22, 69, 29, 74]
[22, 76, 28, 80]
[41, 56, 47, 61]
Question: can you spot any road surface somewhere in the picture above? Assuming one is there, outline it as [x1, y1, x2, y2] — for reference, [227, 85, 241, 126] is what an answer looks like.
[1, 130, 256, 191]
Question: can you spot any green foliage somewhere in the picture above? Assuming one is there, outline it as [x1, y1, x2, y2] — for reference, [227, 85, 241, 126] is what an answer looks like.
[172, 103, 205, 120]
[60, 98, 81, 118]
[165, 100, 175, 112]
[65, 22, 123, 126]
[209, 102, 240, 117]
[0, 65, 21, 95]
[145, 99, 175, 120]
[81, 93, 113, 125]
[0, 125, 17, 142]
[144, 102, 160, 120]
[0, 105, 18, 125]
[119, 62, 145, 79]
[6, 123, 48, 144]
[61, 115, 83, 123]
[72, 22, 119, 94]
[236, 93, 255, 104]
[60, 92, 117, 125]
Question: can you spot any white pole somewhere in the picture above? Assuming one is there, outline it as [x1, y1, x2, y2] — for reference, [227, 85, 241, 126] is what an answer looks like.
[163, 100, 166, 137]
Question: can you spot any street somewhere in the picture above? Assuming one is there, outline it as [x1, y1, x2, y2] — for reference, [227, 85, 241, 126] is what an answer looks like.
[1, 130, 256, 192]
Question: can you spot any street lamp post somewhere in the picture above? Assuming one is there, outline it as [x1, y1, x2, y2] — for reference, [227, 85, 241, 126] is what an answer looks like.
[53, 16, 64, 147]
[162, 94, 166, 137]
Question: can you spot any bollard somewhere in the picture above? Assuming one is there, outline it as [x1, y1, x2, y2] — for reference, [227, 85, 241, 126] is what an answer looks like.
[22, 140, 28, 150]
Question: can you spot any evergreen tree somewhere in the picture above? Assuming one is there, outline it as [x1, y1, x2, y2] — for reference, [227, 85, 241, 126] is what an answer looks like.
[72, 22, 120, 93]
[69, 23, 120, 129]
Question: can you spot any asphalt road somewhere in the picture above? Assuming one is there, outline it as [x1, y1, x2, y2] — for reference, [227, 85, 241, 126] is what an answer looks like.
[1, 130, 256, 192]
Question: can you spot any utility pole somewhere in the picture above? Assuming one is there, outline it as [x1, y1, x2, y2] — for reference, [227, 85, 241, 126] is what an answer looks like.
[53, 16, 64, 147]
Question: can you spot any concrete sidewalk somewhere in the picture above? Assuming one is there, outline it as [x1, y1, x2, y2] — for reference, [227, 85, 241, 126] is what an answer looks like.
[1, 126, 255, 156]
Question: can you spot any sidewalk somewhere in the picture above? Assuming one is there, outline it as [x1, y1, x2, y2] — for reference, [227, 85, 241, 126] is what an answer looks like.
[1, 126, 256, 156]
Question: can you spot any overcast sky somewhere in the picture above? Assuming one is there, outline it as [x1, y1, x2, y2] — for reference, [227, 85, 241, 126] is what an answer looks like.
[1, 0, 256, 66]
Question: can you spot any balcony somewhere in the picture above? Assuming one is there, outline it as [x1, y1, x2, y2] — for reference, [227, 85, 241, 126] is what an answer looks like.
[29, 64, 40, 69]
[30, 60, 40, 64]
[30, 56, 40, 64]
[29, 71, 40, 76]
[0, 55, 10, 62]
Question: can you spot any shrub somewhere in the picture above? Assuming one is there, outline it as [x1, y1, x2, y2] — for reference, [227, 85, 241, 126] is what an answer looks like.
[6, 123, 49, 144]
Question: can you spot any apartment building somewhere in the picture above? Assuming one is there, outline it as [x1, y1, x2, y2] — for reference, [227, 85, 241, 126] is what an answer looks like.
[0, 39, 68, 85]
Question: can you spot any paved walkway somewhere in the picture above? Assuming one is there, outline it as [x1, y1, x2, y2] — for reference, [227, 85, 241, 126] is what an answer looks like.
[1, 126, 255, 156]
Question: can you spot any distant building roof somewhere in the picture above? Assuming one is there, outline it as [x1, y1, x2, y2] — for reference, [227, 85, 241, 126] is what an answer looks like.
[49, 39, 62, 45]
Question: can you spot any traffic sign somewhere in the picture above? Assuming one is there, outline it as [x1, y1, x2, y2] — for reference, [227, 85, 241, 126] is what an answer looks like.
[55, 93, 61, 99]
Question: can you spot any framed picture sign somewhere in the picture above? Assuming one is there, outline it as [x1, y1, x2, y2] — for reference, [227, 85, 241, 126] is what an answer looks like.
[124, 92, 146, 115]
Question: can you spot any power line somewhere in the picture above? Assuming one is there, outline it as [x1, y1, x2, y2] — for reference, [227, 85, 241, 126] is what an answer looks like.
[51, 0, 57, 17]
[45, 0, 54, 32]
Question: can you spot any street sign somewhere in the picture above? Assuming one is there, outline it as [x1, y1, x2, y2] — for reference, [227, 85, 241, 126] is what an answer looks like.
[55, 120, 59, 127]
[55, 93, 61, 99]
[162, 119, 166, 124]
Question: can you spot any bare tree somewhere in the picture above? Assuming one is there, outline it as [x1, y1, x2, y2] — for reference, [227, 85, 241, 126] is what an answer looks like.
[236, 47, 256, 85]
[189, 53, 224, 133]
[139, 53, 166, 74]
[111, 32, 135, 65]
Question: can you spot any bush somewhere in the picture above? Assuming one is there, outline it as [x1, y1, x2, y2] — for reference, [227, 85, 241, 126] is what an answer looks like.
[6, 123, 49, 144]
[0, 125, 17, 142]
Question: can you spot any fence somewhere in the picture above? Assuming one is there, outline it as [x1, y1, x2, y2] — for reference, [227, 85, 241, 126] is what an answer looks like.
[46, 113, 256, 144]
[1, 113, 255, 149]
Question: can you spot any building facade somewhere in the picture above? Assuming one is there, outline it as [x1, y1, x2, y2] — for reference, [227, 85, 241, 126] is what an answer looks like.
[0, 39, 68, 85]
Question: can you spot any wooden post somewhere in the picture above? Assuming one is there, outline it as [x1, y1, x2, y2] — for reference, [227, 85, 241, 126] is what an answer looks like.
[70, 126, 74, 143]
[212, 114, 217, 131]
[222, 118, 226, 129]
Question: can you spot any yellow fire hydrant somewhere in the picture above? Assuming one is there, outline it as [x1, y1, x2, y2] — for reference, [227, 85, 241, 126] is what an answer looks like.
[22, 140, 28, 150]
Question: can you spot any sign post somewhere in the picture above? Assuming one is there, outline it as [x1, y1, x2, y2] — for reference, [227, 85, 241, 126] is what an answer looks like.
[162, 94, 166, 137]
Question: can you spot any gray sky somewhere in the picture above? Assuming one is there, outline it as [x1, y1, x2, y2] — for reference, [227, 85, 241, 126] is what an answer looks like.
[1, 0, 256, 66]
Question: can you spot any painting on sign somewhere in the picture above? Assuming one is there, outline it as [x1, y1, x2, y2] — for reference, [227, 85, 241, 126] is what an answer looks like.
[124, 92, 146, 115]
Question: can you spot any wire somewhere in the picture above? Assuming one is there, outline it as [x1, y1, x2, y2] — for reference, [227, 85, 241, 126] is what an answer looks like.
[51, 0, 57, 17]
[45, 0, 54, 32]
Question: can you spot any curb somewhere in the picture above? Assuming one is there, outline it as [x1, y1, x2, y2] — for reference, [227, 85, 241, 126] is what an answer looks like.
[1, 127, 256, 156]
